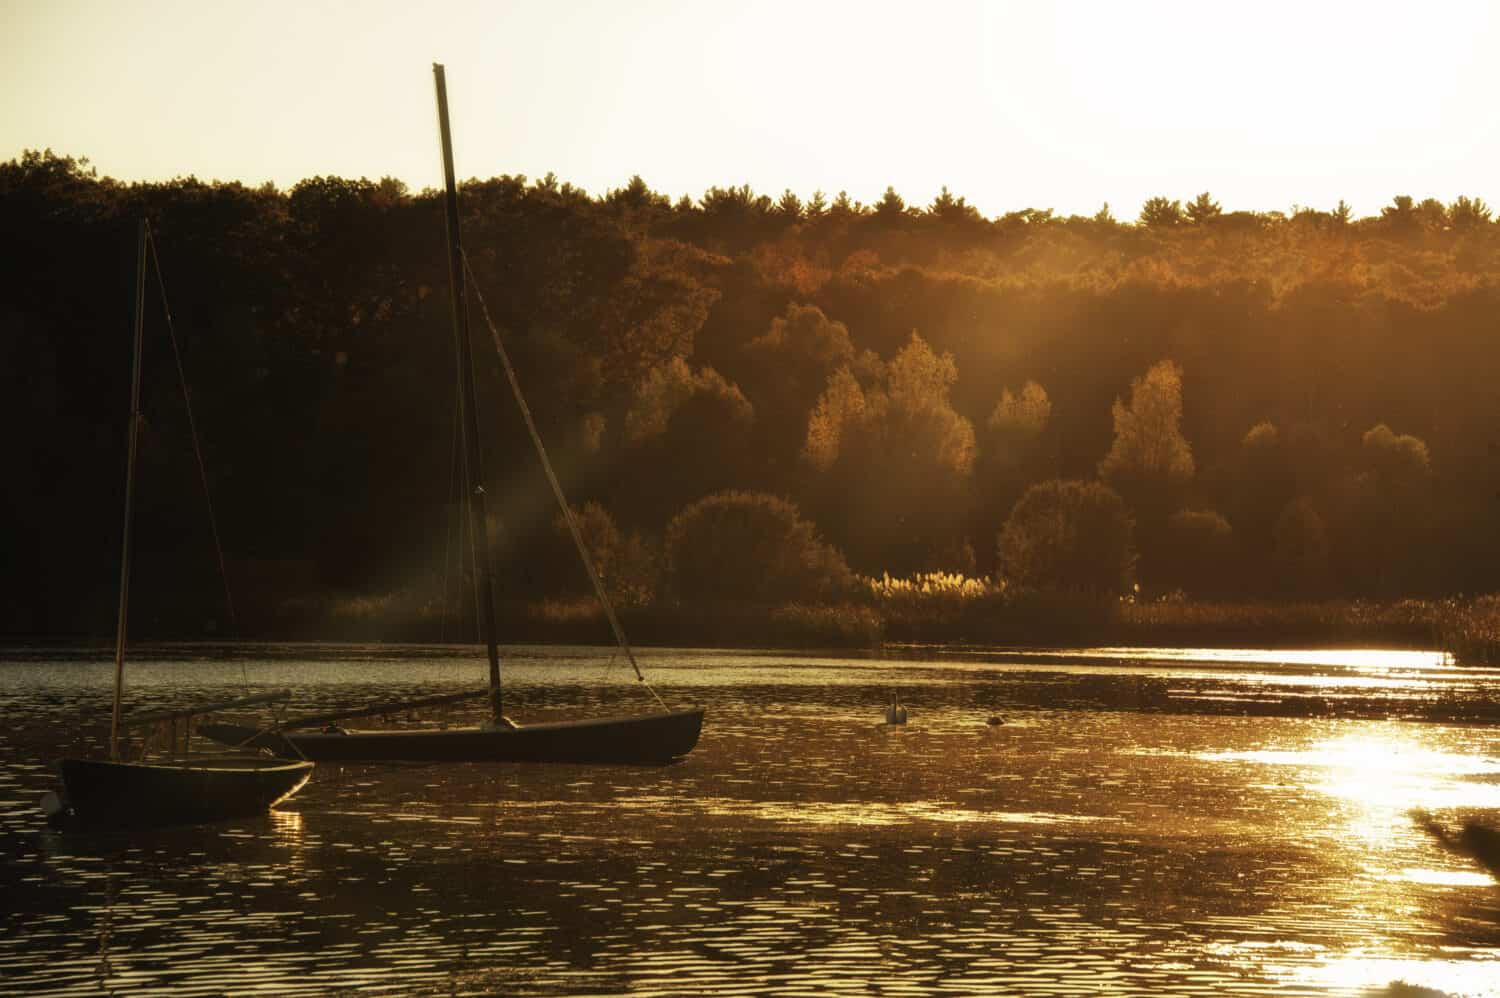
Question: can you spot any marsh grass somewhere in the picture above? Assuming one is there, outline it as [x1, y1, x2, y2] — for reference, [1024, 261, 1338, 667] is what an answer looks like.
[864, 574, 1113, 644]
[266, 582, 1500, 661]
[862, 573, 1500, 661]
[1430, 595, 1500, 665]
[521, 599, 883, 649]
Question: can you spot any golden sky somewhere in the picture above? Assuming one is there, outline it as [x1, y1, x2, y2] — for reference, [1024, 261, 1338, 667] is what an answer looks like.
[4, 0, 1498, 218]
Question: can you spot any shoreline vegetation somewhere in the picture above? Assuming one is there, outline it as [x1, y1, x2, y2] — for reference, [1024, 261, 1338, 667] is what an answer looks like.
[12, 154, 1500, 652]
[104, 584, 1499, 666]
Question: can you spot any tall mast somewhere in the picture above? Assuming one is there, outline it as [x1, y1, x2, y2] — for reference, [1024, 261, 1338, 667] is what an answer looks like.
[433, 63, 504, 721]
[111, 219, 148, 761]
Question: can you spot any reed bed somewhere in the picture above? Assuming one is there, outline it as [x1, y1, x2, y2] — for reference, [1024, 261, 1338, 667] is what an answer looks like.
[264, 583, 1500, 662]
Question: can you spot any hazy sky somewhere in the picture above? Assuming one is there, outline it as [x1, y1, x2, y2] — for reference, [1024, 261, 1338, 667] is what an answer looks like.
[5, 0, 1499, 218]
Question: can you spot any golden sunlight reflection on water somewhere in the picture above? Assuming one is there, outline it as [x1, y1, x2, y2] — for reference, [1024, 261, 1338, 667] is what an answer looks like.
[1193, 725, 1500, 995]
[1201, 729, 1500, 813]
[1385, 868, 1496, 887]
[1283, 954, 1500, 995]
[1062, 647, 1455, 670]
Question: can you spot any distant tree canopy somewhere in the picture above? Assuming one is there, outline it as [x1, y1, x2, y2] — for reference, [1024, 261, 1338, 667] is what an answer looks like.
[6, 148, 1500, 633]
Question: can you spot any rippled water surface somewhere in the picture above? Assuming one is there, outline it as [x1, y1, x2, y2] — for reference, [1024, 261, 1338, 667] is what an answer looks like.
[4, 643, 1500, 996]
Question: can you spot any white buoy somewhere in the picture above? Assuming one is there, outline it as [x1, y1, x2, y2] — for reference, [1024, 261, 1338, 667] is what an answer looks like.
[885, 694, 907, 725]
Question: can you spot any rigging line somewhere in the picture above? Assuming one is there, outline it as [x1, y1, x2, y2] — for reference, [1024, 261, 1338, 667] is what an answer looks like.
[145, 224, 245, 686]
[461, 250, 667, 710]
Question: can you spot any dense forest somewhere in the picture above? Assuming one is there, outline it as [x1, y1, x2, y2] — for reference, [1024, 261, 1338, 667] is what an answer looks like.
[6, 149, 1500, 639]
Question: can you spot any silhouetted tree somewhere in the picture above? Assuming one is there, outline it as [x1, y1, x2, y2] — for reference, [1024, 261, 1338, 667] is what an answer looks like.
[1098, 360, 1195, 497]
[549, 502, 659, 607]
[1449, 195, 1493, 230]
[1185, 192, 1222, 225]
[663, 491, 852, 603]
[804, 332, 975, 573]
[1382, 195, 1418, 233]
[1159, 510, 1235, 596]
[1273, 497, 1330, 595]
[976, 381, 1053, 559]
[619, 358, 754, 523]
[1139, 197, 1184, 228]
[1098, 360, 1194, 584]
[998, 480, 1136, 594]
[873, 186, 908, 223]
[743, 303, 872, 480]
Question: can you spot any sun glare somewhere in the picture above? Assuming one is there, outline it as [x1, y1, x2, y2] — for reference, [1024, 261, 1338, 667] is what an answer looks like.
[1207, 732, 1500, 818]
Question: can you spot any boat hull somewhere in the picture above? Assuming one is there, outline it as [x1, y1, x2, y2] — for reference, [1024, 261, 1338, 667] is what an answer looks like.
[199, 708, 705, 764]
[55, 757, 314, 826]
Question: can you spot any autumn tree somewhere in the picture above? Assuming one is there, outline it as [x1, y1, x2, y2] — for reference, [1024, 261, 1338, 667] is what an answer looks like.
[663, 491, 852, 603]
[550, 502, 660, 607]
[803, 332, 976, 574]
[618, 358, 754, 523]
[1098, 360, 1195, 585]
[1098, 360, 1195, 499]
[976, 381, 1053, 566]
[998, 480, 1136, 594]
[1331, 424, 1435, 594]
[599, 239, 722, 390]
[1230, 421, 1295, 590]
[741, 304, 876, 482]
[1363, 424, 1431, 489]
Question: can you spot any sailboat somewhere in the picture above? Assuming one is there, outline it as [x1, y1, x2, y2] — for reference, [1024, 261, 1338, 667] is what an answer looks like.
[199, 64, 703, 765]
[46, 220, 314, 825]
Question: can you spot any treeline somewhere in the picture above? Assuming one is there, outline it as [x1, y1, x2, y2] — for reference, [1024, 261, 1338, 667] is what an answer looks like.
[5, 149, 1500, 637]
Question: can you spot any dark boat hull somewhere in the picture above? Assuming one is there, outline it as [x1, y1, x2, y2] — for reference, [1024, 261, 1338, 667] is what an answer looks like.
[199, 708, 704, 764]
[55, 757, 314, 826]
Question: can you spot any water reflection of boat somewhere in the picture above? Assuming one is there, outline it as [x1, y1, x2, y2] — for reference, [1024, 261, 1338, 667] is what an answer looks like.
[1414, 811, 1500, 879]
[47, 222, 313, 825]
[199, 65, 702, 766]
[1461, 822, 1500, 877]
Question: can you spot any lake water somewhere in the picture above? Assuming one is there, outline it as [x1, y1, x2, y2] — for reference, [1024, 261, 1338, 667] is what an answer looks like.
[3, 643, 1500, 996]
